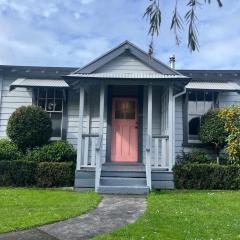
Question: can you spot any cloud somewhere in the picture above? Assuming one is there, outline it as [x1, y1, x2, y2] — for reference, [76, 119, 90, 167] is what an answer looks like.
[0, 0, 239, 69]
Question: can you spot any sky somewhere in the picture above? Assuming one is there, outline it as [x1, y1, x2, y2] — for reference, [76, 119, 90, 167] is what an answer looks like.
[0, 0, 240, 70]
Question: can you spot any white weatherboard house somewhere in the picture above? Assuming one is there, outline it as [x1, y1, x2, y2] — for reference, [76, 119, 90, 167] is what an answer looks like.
[1, 41, 240, 194]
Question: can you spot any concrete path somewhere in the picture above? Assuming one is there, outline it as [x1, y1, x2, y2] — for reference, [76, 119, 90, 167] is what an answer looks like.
[0, 195, 147, 240]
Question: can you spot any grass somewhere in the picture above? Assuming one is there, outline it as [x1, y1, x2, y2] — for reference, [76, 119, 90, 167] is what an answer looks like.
[95, 190, 240, 240]
[0, 188, 101, 234]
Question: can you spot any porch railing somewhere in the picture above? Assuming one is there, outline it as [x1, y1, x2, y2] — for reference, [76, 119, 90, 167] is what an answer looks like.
[152, 135, 169, 169]
[80, 133, 99, 167]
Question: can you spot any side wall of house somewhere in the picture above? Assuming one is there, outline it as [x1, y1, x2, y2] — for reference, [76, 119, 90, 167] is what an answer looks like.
[175, 91, 240, 158]
[0, 75, 33, 139]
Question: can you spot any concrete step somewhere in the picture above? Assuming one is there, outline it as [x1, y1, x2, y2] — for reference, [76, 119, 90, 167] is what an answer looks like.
[101, 171, 146, 178]
[100, 177, 146, 186]
[98, 185, 149, 195]
[102, 163, 145, 172]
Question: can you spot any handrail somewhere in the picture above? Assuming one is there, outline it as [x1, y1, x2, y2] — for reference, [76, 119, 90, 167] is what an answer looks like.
[152, 135, 169, 139]
[95, 134, 103, 191]
[145, 135, 152, 190]
[82, 133, 99, 138]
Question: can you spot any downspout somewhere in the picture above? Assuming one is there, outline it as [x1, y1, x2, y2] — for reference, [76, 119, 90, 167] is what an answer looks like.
[172, 87, 186, 166]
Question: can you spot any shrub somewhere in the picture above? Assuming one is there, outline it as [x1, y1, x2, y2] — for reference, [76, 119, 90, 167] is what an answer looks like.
[173, 164, 240, 190]
[36, 162, 75, 187]
[7, 106, 52, 150]
[176, 150, 213, 165]
[0, 139, 23, 160]
[0, 160, 37, 186]
[199, 109, 227, 163]
[25, 141, 77, 162]
[219, 105, 240, 164]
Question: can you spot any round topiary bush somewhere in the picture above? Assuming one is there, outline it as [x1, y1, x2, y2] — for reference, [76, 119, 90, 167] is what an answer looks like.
[7, 106, 52, 150]
[199, 109, 227, 163]
[0, 139, 23, 160]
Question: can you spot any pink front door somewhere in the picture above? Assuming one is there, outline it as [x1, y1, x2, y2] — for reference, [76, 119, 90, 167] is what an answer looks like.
[111, 98, 138, 162]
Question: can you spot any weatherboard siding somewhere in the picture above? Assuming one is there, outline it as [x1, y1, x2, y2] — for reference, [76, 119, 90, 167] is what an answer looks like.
[94, 52, 158, 74]
[0, 77, 32, 138]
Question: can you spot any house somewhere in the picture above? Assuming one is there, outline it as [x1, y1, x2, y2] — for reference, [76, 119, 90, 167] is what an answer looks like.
[1, 41, 240, 194]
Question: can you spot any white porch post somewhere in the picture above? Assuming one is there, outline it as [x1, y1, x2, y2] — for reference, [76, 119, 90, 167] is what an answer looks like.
[76, 87, 85, 171]
[168, 85, 174, 171]
[95, 82, 105, 191]
[146, 83, 152, 190]
[0, 75, 3, 108]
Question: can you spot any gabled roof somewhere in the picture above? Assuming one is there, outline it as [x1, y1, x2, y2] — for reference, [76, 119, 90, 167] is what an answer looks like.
[72, 41, 183, 76]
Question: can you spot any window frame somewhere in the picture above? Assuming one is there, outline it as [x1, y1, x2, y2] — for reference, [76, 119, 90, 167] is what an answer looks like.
[34, 87, 67, 140]
[183, 90, 219, 145]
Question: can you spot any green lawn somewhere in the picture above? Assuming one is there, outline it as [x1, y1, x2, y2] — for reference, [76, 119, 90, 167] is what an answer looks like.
[95, 191, 240, 240]
[0, 188, 101, 234]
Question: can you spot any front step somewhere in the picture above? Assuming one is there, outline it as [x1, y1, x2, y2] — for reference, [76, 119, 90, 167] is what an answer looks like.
[100, 177, 146, 186]
[99, 163, 148, 195]
[98, 185, 149, 195]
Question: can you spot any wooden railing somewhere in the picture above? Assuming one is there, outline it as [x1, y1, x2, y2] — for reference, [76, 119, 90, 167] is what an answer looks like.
[95, 134, 103, 191]
[152, 135, 169, 169]
[80, 133, 99, 167]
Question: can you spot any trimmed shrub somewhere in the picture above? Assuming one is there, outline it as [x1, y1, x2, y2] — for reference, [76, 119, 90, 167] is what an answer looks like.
[176, 150, 213, 165]
[199, 109, 227, 163]
[219, 105, 240, 164]
[0, 160, 37, 186]
[0, 139, 23, 160]
[7, 106, 52, 150]
[25, 141, 77, 162]
[36, 162, 75, 187]
[173, 164, 240, 190]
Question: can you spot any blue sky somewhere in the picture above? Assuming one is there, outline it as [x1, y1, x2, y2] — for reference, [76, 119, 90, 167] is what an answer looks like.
[0, 0, 240, 69]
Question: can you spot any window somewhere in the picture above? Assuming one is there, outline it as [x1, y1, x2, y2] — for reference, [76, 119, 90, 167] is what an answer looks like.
[187, 91, 217, 142]
[36, 88, 64, 139]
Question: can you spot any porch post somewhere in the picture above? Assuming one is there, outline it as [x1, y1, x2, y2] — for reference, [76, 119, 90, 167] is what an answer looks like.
[76, 87, 85, 171]
[146, 83, 152, 190]
[95, 82, 105, 190]
[168, 85, 174, 171]
[0, 75, 3, 109]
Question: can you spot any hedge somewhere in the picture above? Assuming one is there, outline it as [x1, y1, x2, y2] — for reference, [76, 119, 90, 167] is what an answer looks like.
[173, 164, 240, 190]
[36, 162, 75, 187]
[0, 161, 75, 187]
[0, 160, 37, 186]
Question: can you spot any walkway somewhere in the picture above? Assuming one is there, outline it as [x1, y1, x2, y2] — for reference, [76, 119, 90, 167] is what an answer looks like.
[0, 195, 147, 240]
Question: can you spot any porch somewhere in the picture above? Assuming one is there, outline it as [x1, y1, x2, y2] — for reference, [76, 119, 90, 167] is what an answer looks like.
[66, 79, 185, 193]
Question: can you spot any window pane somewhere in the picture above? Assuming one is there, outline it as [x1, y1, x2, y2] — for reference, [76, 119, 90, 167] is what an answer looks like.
[205, 91, 212, 101]
[51, 113, 62, 138]
[197, 92, 204, 101]
[47, 88, 54, 98]
[55, 99, 63, 111]
[115, 100, 135, 119]
[188, 101, 197, 114]
[46, 99, 55, 111]
[38, 99, 46, 110]
[188, 92, 196, 101]
[39, 88, 47, 98]
[189, 116, 200, 135]
[55, 89, 63, 98]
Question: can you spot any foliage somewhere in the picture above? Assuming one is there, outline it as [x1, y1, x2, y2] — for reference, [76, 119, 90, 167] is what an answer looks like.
[25, 141, 77, 162]
[36, 162, 75, 187]
[0, 139, 23, 161]
[0, 160, 37, 186]
[173, 163, 240, 189]
[0, 188, 101, 234]
[176, 150, 213, 165]
[199, 109, 227, 163]
[144, 0, 223, 53]
[219, 105, 240, 164]
[95, 191, 240, 240]
[7, 106, 52, 151]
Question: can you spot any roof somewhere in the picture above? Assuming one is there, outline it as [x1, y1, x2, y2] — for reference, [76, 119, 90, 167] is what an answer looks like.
[186, 81, 240, 91]
[10, 78, 69, 91]
[71, 41, 183, 76]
